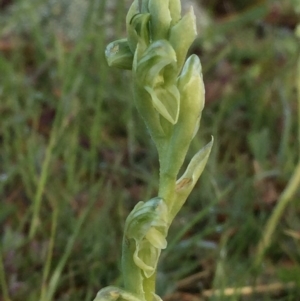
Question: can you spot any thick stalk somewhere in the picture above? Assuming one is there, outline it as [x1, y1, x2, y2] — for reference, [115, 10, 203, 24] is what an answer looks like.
[122, 238, 144, 298]
[143, 273, 156, 301]
[158, 174, 176, 208]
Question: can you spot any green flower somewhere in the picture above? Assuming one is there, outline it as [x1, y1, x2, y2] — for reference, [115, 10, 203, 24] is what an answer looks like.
[94, 286, 141, 301]
[135, 40, 179, 125]
[124, 198, 168, 278]
[105, 39, 134, 70]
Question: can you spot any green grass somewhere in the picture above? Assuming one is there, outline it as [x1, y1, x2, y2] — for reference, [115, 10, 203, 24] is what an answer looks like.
[0, 0, 300, 300]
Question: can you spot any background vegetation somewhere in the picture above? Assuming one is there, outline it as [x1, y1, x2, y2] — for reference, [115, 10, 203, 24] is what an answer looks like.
[0, 0, 299, 300]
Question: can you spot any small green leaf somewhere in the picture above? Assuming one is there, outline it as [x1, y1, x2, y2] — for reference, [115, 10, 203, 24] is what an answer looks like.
[168, 138, 213, 220]
[176, 137, 213, 192]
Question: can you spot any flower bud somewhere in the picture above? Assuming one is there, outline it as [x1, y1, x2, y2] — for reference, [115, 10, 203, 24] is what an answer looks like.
[169, 7, 197, 74]
[169, 0, 181, 26]
[178, 54, 204, 112]
[105, 39, 134, 70]
[126, 0, 140, 52]
[160, 55, 204, 178]
[148, 0, 171, 41]
[125, 198, 168, 278]
[135, 40, 180, 125]
[127, 12, 151, 55]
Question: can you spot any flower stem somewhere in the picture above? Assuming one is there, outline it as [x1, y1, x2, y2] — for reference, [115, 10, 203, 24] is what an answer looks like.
[122, 238, 144, 298]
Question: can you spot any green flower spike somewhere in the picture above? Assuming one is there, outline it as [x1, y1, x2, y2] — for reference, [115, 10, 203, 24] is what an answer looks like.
[101, 1, 213, 301]
[124, 197, 168, 278]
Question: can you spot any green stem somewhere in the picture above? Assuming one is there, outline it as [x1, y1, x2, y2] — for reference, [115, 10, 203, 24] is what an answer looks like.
[122, 238, 144, 298]
[158, 174, 176, 209]
[143, 273, 156, 301]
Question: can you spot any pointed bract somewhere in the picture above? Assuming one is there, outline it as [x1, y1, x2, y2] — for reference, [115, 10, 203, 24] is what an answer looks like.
[177, 138, 213, 192]
[168, 138, 214, 220]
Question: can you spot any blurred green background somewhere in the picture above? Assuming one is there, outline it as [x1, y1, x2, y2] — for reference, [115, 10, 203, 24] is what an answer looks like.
[0, 0, 299, 300]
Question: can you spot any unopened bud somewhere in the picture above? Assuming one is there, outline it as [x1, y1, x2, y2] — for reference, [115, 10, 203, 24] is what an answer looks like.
[169, 7, 197, 74]
[105, 39, 134, 70]
[148, 0, 171, 41]
[160, 55, 205, 178]
[169, 0, 181, 26]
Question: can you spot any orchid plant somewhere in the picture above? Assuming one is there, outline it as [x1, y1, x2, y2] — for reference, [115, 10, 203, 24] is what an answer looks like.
[94, 1, 213, 301]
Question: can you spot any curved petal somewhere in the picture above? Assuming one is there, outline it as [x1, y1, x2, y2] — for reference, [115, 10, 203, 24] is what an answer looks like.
[126, 0, 140, 52]
[136, 40, 177, 88]
[134, 240, 161, 278]
[144, 85, 179, 125]
[145, 227, 167, 249]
